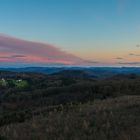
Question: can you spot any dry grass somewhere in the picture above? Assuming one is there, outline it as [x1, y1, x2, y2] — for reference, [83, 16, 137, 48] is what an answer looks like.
[0, 95, 140, 140]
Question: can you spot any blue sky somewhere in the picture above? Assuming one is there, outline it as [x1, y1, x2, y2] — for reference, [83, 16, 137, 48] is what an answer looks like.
[0, 0, 140, 66]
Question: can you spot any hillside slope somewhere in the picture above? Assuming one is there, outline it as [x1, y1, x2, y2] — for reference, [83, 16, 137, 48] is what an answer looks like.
[0, 96, 140, 140]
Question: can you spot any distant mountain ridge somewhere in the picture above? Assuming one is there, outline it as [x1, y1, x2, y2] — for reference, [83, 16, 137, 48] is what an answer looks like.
[1, 67, 140, 78]
[51, 70, 98, 78]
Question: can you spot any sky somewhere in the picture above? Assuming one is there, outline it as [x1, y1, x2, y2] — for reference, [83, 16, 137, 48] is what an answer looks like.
[0, 0, 140, 67]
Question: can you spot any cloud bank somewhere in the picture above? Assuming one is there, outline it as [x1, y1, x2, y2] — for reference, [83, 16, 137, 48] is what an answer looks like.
[0, 34, 92, 66]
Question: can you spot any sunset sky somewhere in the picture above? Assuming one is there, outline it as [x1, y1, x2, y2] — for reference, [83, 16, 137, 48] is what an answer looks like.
[0, 0, 140, 67]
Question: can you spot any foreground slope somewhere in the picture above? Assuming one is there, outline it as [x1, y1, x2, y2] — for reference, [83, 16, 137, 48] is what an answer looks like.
[0, 96, 140, 140]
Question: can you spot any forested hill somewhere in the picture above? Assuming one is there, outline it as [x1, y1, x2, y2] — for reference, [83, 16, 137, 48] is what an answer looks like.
[0, 70, 140, 139]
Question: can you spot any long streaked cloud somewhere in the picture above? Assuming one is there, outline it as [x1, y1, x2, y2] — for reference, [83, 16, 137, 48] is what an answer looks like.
[0, 54, 26, 59]
[83, 60, 99, 64]
[117, 62, 140, 65]
[115, 57, 124, 60]
[129, 53, 140, 57]
[0, 34, 95, 66]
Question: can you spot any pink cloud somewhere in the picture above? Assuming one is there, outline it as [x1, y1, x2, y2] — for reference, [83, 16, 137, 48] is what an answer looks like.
[0, 34, 93, 66]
